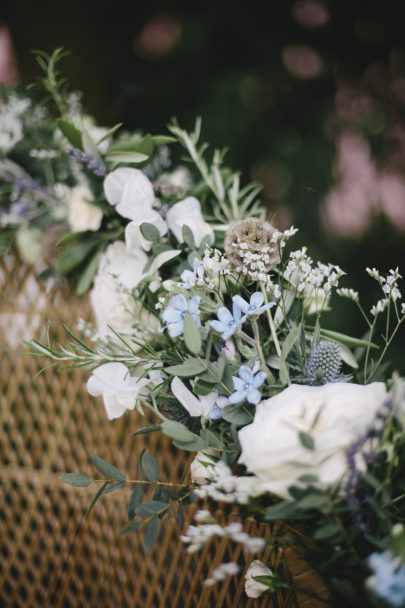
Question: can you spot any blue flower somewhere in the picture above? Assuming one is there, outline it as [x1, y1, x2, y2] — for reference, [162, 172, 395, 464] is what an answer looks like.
[162, 294, 201, 337]
[232, 292, 275, 317]
[210, 303, 245, 340]
[229, 366, 266, 405]
[367, 551, 405, 608]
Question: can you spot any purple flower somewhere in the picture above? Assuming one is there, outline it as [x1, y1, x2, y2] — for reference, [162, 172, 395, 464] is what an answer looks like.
[162, 294, 201, 337]
[210, 303, 245, 340]
[229, 366, 266, 405]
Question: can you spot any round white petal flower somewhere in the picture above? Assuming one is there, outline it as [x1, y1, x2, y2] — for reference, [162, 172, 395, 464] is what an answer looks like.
[103, 168, 155, 220]
[166, 196, 214, 247]
[245, 560, 273, 599]
[238, 382, 387, 499]
[87, 362, 149, 419]
[68, 184, 103, 232]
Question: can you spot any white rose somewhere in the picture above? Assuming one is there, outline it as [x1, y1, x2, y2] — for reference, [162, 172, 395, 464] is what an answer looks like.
[103, 167, 155, 220]
[87, 362, 149, 419]
[90, 242, 158, 338]
[245, 560, 273, 599]
[68, 184, 103, 232]
[166, 197, 214, 247]
[190, 451, 217, 485]
[238, 382, 387, 499]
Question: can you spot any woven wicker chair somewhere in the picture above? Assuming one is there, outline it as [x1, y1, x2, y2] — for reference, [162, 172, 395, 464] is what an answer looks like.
[0, 256, 327, 607]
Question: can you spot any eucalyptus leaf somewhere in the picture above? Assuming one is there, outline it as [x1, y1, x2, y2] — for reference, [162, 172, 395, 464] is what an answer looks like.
[140, 222, 161, 242]
[128, 485, 144, 520]
[141, 452, 160, 482]
[221, 404, 253, 426]
[135, 501, 169, 517]
[165, 358, 206, 377]
[162, 420, 201, 443]
[60, 473, 92, 488]
[132, 424, 162, 437]
[89, 452, 126, 482]
[183, 314, 202, 355]
[118, 519, 144, 537]
[86, 481, 109, 516]
[143, 517, 160, 554]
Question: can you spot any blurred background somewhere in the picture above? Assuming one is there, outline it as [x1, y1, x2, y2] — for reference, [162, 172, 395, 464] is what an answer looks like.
[1, 0, 405, 361]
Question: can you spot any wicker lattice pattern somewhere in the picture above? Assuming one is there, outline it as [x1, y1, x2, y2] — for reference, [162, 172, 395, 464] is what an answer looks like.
[0, 256, 326, 607]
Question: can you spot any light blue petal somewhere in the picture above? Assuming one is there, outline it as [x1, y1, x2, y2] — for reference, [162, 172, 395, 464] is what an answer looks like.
[217, 307, 233, 324]
[253, 371, 266, 388]
[228, 390, 246, 404]
[192, 258, 201, 271]
[191, 313, 201, 327]
[232, 302, 242, 322]
[246, 388, 261, 405]
[162, 308, 182, 323]
[239, 366, 253, 384]
[222, 326, 237, 340]
[250, 292, 264, 308]
[232, 295, 249, 314]
[170, 294, 188, 311]
[232, 377, 245, 391]
[208, 405, 222, 420]
[211, 320, 226, 333]
[188, 296, 201, 314]
[168, 320, 184, 337]
[257, 302, 276, 314]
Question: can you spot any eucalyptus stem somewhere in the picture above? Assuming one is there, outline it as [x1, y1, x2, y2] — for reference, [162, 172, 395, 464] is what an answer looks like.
[93, 478, 188, 489]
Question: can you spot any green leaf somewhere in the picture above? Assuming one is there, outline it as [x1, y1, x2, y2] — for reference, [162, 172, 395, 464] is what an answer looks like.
[151, 135, 176, 145]
[221, 404, 253, 426]
[132, 424, 162, 437]
[282, 325, 301, 359]
[297, 494, 326, 510]
[128, 485, 144, 520]
[265, 501, 298, 521]
[96, 122, 122, 145]
[106, 151, 149, 164]
[82, 129, 100, 159]
[298, 431, 315, 451]
[193, 380, 215, 396]
[60, 473, 92, 488]
[101, 481, 125, 495]
[55, 240, 99, 274]
[165, 358, 206, 377]
[161, 420, 201, 443]
[183, 314, 202, 355]
[140, 222, 161, 242]
[118, 519, 144, 537]
[57, 119, 83, 149]
[200, 429, 223, 450]
[75, 251, 103, 295]
[89, 452, 126, 482]
[141, 452, 160, 482]
[173, 437, 208, 451]
[182, 225, 195, 249]
[313, 524, 340, 540]
[318, 328, 379, 350]
[135, 501, 169, 517]
[86, 481, 109, 516]
[143, 517, 160, 554]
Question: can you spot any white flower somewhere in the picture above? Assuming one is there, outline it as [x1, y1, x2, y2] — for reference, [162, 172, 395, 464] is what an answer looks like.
[171, 377, 218, 417]
[67, 184, 103, 232]
[15, 226, 43, 266]
[166, 197, 214, 247]
[87, 362, 149, 419]
[245, 560, 273, 599]
[125, 211, 167, 253]
[238, 382, 387, 499]
[103, 168, 156, 220]
[90, 242, 156, 338]
[190, 451, 218, 485]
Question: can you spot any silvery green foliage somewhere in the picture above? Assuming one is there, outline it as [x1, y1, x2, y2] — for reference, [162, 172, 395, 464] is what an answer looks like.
[304, 341, 342, 385]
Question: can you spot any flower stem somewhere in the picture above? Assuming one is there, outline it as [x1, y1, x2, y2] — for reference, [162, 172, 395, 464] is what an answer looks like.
[260, 285, 282, 357]
[252, 319, 275, 383]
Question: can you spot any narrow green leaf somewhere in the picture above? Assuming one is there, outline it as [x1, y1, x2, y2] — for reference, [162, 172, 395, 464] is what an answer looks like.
[55, 240, 99, 274]
[281, 325, 301, 359]
[106, 151, 149, 164]
[57, 119, 83, 149]
[86, 481, 109, 516]
[265, 501, 298, 521]
[75, 251, 103, 295]
[89, 452, 126, 482]
[102, 481, 125, 495]
[128, 485, 144, 520]
[118, 519, 144, 537]
[183, 314, 202, 355]
[318, 328, 379, 350]
[141, 452, 160, 482]
[143, 517, 160, 554]
[297, 494, 326, 510]
[132, 424, 162, 437]
[165, 359, 206, 377]
[60, 473, 92, 488]
[135, 501, 169, 517]
[96, 122, 122, 145]
[313, 524, 340, 540]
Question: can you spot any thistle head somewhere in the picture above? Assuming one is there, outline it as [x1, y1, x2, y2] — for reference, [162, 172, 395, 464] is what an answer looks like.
[224, 218, 280, 272]
[304, 341, 342, 385]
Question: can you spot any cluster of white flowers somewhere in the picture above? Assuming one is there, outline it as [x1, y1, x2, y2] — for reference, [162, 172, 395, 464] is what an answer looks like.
[285, 248, 345, 295]
[179, 249, 230, 290]
[336, 287, 359, 302]
[366, 267, 403, 316]
[29, 149, 59, 160]
[154, 166, 193, 198]
[181, 515, 265, 555]
[204, 563, 240, 587]
[228, 243, 281, 298]
[192, 458, 264, 504]
[270, 226, 298, 249]
[0, 95, 30, 152]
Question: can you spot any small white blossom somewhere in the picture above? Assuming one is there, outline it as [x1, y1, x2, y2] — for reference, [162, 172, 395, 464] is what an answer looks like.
[336, 288, 359, 302]
[204, 563, 240, 586]
[371, 298, 390, 316]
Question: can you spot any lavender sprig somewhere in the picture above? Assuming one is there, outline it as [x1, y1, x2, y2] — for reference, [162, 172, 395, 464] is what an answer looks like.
[68, 147, 106, 177]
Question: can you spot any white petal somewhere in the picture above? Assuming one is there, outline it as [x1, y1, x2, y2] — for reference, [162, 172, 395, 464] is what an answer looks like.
[171, 376, 205, 417]
[103, 167, 135, 206]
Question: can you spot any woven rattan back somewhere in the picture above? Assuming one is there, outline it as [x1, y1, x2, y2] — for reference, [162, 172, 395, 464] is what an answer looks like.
[0, 256, 326, 607]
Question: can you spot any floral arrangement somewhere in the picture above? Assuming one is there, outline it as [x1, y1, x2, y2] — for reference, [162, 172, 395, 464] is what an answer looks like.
[26, 53, 405, 608]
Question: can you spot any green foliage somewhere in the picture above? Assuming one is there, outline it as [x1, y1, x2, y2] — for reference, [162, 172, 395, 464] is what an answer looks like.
[60, 473, 92, 487]
[89, 452, 126, 482]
